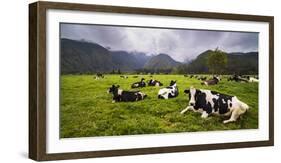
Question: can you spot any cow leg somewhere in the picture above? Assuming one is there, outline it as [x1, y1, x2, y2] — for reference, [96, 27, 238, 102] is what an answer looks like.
[201, 111, 209, 118]
[180, 106, 193, 114]
[223, 109, 240, 124]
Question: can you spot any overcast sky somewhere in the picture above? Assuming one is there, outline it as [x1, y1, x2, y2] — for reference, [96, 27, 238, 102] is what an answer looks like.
[61, 23, 258, 62]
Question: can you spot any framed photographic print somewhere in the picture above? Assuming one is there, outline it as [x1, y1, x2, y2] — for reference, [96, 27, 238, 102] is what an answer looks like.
[29, 1, 274, 161]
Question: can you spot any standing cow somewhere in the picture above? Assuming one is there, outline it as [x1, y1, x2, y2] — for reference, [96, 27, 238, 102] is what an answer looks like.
[158, 80, 178, 99]
[180, 86, 249, 123]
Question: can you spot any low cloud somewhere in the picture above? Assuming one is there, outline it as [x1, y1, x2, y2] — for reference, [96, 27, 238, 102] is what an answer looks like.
[61, 23, 258, 62]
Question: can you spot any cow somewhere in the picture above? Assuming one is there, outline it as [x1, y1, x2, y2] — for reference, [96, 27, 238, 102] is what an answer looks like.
[201, 76, 220, 86]
[95, 73, 104, 80]
[227, 75, 248, 82]
[198, 76, 207, 81]
[131, 78, 146, 88]
[107, 85, 147, 102]
[247, 76, 259, 83]
[120, 75, 128, 79]
[132, 76, 139, 78]
[180, 86, 249, 123]
[158, 80, 179, 99]
[189, 75, 194, 78]
[147, 79, 163, 87]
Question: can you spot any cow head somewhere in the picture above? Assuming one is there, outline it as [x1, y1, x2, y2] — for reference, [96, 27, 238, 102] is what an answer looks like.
[184, 86, 197, 106]
[213, 76, 221, 81]
[141, 78, 145, 81]
[107, 85, 119, 94]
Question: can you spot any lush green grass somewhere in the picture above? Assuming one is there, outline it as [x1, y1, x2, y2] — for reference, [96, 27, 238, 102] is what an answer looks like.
[60, 74, 258, 138]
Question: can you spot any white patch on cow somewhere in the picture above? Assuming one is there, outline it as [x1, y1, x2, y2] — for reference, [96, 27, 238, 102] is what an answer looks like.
[249, 77, 259, 82]
[201, 111, 209, 118]
[222, 99, 226, 104]
[189, 87, 196, 105]
[117, 89, 123, 95]
[155, 82, 159, 86]
[158, 83, 177, 99]
[200, 90, 218, 108]
[138, 92, 146, 99]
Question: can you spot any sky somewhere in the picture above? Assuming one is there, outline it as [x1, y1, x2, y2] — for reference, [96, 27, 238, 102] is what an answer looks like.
[60, 23, 258, 62]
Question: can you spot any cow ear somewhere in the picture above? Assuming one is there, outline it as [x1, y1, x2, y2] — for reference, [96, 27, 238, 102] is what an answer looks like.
[184, 90, 190, 94]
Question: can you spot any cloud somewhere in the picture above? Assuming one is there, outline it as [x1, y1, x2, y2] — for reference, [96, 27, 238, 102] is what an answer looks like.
[61, 23, 258, 62]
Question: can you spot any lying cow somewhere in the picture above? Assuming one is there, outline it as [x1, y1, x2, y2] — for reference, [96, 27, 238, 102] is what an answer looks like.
[131, 78, 146, 88]
[180, 86, 249, 123]
[95, 73, 104, 80]
[227, 75, 248, 82]
[198, 76, 207, 81]
[247, 76, 259, 83]
[158, 80, 178, 99]
[148, 79, 163, 86]
[120, 75, 128, 79]
[108, 85, 147, 102]
[201, 76, 220, 86]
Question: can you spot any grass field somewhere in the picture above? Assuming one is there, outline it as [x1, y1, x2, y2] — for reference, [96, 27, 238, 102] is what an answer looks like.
[60, 74, 258, 138]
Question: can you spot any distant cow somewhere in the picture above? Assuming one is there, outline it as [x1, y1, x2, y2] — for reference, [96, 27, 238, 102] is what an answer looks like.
[198, 76, 207, 81]
[132, 76, 138, 78]
[108, 85, 147, 102]
[158, 80, 179, 99]
[180, 86, 249, 123]
[95, 73, 104, 80]
[247, 76, 259, 83]
[201, 76, 220, 86]
[228, 75, 248, 82]
[120, 75, 128, 79]
[131, 78, 146, 88]
[147, 79, 163, 86]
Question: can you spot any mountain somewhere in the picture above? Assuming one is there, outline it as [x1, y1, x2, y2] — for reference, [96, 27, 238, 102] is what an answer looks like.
[144, 53, 181, 70]
[111, 51, 151, 71]
[60, 38, 150, 74]
[186, 50, 258, 74]
[61, 38, 115, 74]
[60, 39, 258, 74]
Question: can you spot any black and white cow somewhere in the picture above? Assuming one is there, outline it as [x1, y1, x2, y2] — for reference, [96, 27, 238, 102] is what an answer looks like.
[198, 76, 207, 81]
[120, 75, 128, 79]
[158, 80, 179, 99]
[180, 86, 249, 123]
[95, 73, 104, 80]
[227, 75, 248, 82]
[246, 76, 259, 83]
[108, 85, 147, 102]
[147, 79, 163, 86]
[201, 76, 220, 86]
[131, 78, 146, 88]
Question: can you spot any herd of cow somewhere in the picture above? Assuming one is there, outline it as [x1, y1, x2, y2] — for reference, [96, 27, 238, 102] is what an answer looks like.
[101, 74, 258, 124]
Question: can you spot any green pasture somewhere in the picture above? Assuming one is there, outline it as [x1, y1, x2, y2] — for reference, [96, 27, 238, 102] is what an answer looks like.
[60, 74, 258, 138]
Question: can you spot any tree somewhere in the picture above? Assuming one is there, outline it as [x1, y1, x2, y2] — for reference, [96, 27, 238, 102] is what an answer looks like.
[207, 48, 227, 74]
[117, 69, 121, 74]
